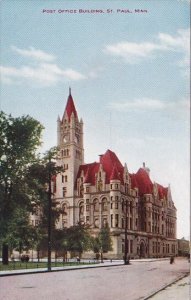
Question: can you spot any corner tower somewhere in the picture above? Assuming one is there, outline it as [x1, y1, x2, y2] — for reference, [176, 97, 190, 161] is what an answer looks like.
[57, 89, 84, 202]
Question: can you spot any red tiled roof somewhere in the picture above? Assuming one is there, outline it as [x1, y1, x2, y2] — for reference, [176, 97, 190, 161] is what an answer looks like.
[130, 173, 138, 189]
[76, 162, 100, 185]
[156, 183, 168, 199]
[100, 150, 124, 183]
[75, 150, 168, 198]
[135, 168, 153, 195]
[76, 150, 124, 185]
[110, 165, 121, 181]
[62, 93, 78, 121]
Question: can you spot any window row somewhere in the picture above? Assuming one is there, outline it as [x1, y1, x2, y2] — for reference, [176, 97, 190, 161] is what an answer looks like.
[61, 149, 70, 157]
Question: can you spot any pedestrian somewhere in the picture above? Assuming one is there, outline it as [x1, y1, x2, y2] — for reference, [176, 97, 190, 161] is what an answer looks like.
[170, 256, 174, 264]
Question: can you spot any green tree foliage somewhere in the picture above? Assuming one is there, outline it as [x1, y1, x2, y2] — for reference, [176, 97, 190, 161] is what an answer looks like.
[0, 111, 44, 263]
[99, 223, 113, 253]
[93, 223, 113, 259]
[65, 223, 93, 257]
[5, 208, 38, 255]
[27, 148, 63, 230]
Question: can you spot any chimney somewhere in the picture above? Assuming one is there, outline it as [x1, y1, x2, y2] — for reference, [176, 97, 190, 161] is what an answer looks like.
[143, 162, 150, 177]
[99, 154, 103, 162]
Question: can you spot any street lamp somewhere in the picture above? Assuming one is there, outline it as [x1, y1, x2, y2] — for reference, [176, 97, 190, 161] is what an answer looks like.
[124, 199, 129, 265]
[100, 246, 104, 263]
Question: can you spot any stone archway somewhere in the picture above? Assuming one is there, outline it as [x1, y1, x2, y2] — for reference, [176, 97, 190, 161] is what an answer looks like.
[140, 240, 146, 258]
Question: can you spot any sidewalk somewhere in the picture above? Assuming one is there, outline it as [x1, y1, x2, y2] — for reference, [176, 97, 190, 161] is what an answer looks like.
[145, 275, 190, 299]
[0, 257, 170, 276]
[0, 260, 123, 276]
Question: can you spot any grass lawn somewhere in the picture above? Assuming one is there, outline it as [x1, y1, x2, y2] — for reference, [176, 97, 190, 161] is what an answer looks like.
[0, 260, 95, 271]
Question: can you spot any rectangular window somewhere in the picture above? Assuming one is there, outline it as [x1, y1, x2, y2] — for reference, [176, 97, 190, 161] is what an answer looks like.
[130, 203, 132, 214]
[111, 215, 113, 227]
[130, 240, 133, 253]
[115, 214, 119, 227]
[130, 218, 133, 230]
[63, 187, 67, 197]
[86, 205, 90, 211]
[127, 240, 129, 253]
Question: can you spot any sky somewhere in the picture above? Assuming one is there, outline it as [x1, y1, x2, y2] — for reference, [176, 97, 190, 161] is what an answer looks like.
[0, 0, 190, 239]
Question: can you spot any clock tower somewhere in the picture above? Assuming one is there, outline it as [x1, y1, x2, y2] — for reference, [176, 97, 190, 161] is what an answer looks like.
[56, 89, 84, 215]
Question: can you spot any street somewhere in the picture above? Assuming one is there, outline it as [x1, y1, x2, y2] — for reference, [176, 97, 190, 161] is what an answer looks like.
[0, 258, 189, 300]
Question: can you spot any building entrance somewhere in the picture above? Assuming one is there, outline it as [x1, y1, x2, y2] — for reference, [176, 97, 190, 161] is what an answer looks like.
[140, 241, 146, 258]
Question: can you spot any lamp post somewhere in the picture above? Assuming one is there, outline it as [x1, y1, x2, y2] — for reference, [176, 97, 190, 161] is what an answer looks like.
[100, 246, 103, 263]
[124, 199, 129, 265]
[47, 154, 52, 272]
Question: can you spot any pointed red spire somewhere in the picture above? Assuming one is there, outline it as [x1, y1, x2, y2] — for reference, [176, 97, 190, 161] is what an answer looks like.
[63, 88, 78, 121]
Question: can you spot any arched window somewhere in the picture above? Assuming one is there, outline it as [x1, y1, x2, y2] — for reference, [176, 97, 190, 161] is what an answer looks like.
[93, 199, 99, 212]
[62, 203, 68, 216]
[102, 198, 108, 211]
[79, 201, 84, 216]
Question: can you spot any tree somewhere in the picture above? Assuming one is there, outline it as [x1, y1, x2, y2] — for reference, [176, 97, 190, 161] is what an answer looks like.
[6, 208, 38, 256]
[66, 223, 93, 257]
[0, 111, 44, 264]
[27, 147, 64, 267]
[93, 223, 113, 261]
[99, 223, 113, 253]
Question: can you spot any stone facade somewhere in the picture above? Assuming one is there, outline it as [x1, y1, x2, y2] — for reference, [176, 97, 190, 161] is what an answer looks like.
[54, 91, 178, 259]
[177, 238, 190, 256]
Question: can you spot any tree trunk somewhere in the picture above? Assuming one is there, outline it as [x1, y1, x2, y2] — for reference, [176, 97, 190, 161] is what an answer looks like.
[2, 243, 9, 265]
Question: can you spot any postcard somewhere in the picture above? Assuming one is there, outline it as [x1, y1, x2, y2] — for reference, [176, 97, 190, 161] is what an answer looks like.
[0, 0, 190, 299]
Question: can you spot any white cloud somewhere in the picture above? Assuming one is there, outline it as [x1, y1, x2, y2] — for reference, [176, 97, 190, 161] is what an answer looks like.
[105, 42, 164, 63]
[104, 28, 190, 68]
[0, 46, 86, 86]
[88, 67, 105, 78]
[109, 97, 189, 115]
[11, 46, 56, 62]
[0, 63, 86, 86]
[158, 28, 190, 68]
[109, 97, 166, 111]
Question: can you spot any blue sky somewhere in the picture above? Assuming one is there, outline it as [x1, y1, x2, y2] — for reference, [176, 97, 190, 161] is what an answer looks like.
[0, 0, 190, 239]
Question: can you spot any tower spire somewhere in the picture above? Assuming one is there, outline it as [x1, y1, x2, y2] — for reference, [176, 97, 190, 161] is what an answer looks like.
[62, 89, 78, 121]
[69, 87, 71, 96]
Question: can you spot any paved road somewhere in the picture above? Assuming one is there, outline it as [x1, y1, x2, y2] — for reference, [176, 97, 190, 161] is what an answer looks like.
[0, 258, 189, 300]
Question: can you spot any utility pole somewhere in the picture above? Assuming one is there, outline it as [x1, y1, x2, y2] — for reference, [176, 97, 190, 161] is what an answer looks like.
[47, 155, 52, 272]
[124, 199, 129, 265]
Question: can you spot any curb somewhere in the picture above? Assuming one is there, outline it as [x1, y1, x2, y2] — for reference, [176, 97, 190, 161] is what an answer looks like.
[0, 258, 181, 277]
[0, 263, 124, 277]
[143, 272, 190, 299]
